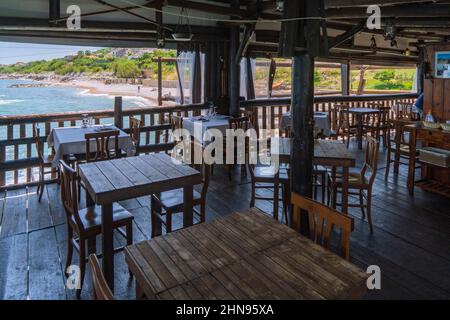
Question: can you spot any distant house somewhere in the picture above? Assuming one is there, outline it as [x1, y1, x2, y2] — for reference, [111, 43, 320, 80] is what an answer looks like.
[63, 55, 76, 61]
[111, 48, 130, 58]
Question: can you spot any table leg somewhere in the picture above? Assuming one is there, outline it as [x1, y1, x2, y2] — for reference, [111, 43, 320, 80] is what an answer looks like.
[151, 192, 162, 237]
[357, 115, 363, 150]
[101, 203, 114, 292]
[341, 166, 350, 214]
[407, 128, 417, 194]
[183, 185, 194, 228]
[273, 178, 279, 221]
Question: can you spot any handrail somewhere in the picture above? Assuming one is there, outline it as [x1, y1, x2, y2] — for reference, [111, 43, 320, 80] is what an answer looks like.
[240, 93, 419, 108]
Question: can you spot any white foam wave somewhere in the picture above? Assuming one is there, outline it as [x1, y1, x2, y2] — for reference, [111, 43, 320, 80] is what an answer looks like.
[0, 99, 25, 106]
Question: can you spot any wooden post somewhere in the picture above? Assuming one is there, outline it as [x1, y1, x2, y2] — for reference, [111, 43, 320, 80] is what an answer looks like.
[417, 48, 425, 94]
[246, 57, 255, 100]
[341, 62, 350, 96]
[157, 57, 162, 106]
[291, 54, 315, 200]
[357, 66, 366, 95]
[49, 0, 60, 25]
[268, 58, 277, 98]
[114, 96, 123, 129]
[228, 0, 240, 117]
[192, 45, 202, 104]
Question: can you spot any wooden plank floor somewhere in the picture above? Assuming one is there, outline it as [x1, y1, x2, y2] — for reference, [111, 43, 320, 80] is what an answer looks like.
[0, 143, 449, 300]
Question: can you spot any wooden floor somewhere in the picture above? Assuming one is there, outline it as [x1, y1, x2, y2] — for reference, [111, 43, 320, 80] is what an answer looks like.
[0, 142, 450, 300]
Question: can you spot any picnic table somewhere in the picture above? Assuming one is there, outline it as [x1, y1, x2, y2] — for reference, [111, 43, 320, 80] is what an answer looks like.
[78, 153, 202, 291]
[125, 208, 368, 300]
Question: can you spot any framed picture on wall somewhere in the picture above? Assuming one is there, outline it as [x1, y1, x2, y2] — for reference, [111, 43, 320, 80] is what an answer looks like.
[435, 51, 450, 78]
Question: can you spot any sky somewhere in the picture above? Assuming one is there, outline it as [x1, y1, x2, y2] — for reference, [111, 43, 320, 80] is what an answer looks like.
[0, 42, 104, 65]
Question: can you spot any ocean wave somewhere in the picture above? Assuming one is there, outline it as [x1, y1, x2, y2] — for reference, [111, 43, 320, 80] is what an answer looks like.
[0, 99, 25, 106]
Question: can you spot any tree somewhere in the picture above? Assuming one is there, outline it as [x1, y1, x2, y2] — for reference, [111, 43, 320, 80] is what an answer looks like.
[112, 58, 141, 78]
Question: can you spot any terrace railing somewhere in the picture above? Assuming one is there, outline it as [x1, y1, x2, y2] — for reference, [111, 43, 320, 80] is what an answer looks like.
[0, 93, 419, 190]
[240, 93, 419, 136]
[0, 101, 208, 190]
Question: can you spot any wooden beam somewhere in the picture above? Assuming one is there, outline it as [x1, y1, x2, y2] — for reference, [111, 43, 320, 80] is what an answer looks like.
[49, 0, 60, 26]
[229, 0, 241, 117]
[165, 0, 247, 17]
[326, 4, 450, 19]
[234, 23, 255, 65]
[328, 22, 364, 49]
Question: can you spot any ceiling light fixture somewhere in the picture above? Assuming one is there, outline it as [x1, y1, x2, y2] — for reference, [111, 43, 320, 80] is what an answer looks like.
[172, 6, 194, 42]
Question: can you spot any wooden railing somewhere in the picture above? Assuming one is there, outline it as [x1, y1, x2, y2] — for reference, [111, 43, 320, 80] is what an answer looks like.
[241, 93, 419, 135]
[0, 102, 209, 190]
[0, 93, 419, 189]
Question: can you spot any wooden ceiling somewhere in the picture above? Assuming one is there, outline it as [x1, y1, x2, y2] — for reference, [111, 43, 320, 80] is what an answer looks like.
[0, 0, 448, 65]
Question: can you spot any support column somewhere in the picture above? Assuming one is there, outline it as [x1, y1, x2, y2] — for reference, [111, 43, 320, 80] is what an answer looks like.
[341, 62, 350, 96]
[228, 0, 240, 117]
[291, 54, 315, 234]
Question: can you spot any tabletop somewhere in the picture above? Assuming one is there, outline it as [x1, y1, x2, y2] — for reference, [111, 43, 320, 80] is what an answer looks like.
[183, 115, 231, 143]
[279, 112, 330, 135]
[47, 125, 134, 167]
[78, 153, 202, 205]
[347, 108, 382, 114]
[274, 138, 356, 163]
[125, 208, 368, 300]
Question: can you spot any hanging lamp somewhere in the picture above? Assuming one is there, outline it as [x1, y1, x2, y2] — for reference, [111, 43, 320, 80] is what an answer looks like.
[172, 6, 194, 42]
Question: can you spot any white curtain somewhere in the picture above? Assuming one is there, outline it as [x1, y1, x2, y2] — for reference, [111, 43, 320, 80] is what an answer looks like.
[176, 51, 195, 104]
[240, 57, 256, 99]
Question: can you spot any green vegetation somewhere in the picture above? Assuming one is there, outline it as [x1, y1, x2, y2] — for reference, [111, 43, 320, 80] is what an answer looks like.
[351, 68, 415, 91]
[0, 48, 177, 79]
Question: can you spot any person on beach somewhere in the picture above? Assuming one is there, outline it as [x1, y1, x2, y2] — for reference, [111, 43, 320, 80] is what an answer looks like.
[137, 85, 141, 93]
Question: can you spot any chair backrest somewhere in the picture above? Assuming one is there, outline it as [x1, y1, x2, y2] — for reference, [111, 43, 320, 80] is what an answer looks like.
[129, 117, 141, 149]
[85, 130, 120, 162]
[361, 136, 379, 186]
[291, 193, 354, 260]
[190, 141, 211, 199]
[88, 254, 115, 300]
[170, 114, 183, 131]
[228, 116, 250, 131]
[59, 160, 83, 231]
[33, 125, 44, 162]
[375, 106, 391, 126]
[241, 109, 257, 130]
[395, 103, 413, 120]
[330, 104, 350, 131]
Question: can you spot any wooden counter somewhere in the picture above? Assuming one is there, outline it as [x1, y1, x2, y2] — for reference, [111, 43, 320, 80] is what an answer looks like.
[405, 123, 450, 198]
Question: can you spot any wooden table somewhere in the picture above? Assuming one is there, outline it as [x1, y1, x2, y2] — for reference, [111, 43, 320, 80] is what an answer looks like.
[347, 108, 382, 149]
[273, 138, 356, 214]
[78, 153, 202, 291]
[125, 208, 368, 300]
[404, 123, 450, 197]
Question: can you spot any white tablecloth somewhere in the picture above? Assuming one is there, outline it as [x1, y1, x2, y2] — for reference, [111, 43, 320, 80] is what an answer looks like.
[47, 126, 134, 167]
[182, 115, 230, 144]
[280, 112, 331, 136]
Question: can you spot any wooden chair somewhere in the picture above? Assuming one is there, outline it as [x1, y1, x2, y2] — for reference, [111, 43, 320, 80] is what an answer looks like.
[248, 159, 290, 224]
[385, 119, 420, 179]
[85, 130, 121, 162]
[241, 109, 258, 131]
[329, 104, 356, 148]
[88, 254, 114, 300]
[364, 106, 391, 148]
[150, 143, 210, 237]
[394, 103, 413, 120]
[329, 136, 379, 232]
[129, 117, 141, 155]
[34, 125, 55, 202]
[226, 116, 250, 180]
[291, 193, 354, 260]
[59, 160, 133, 298]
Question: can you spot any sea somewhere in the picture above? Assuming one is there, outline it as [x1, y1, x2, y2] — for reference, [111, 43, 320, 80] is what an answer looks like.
[0, 79, 152, 184]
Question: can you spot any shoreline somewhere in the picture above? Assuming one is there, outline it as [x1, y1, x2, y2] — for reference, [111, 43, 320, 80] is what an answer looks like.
[0, 75, 177, 107]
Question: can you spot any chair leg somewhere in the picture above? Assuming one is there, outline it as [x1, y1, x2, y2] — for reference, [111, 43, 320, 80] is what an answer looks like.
[38, 167, 44, 202]
[65, 227, 74, 277]
[76, 239, 86, 299]
[250, 182, 256, 207]
[359, 190, 366, 219]
[126, 222, 134, 278]
[385, 149, 391, 180]
[200, 202, 206, 223]
[367, 190, 374, 233]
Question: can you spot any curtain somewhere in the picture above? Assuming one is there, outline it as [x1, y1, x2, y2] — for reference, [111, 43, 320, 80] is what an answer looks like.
[176, 51, 195, 104]
[240, 57, 256, 99]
